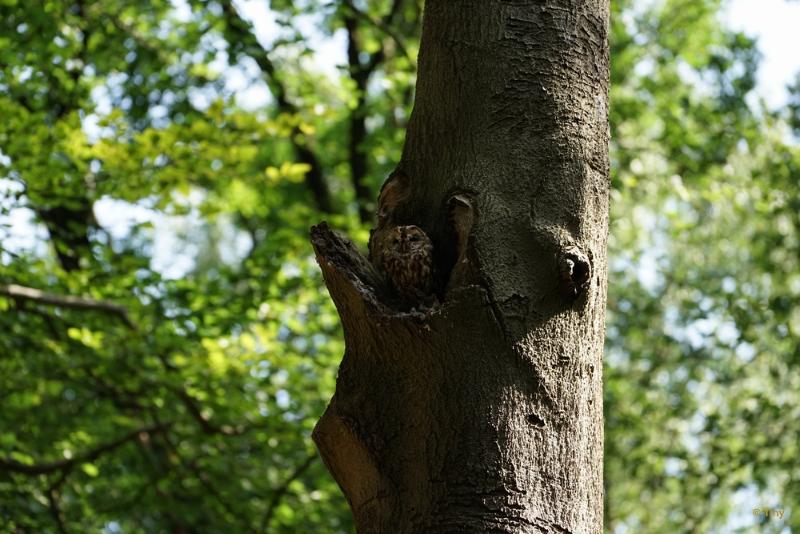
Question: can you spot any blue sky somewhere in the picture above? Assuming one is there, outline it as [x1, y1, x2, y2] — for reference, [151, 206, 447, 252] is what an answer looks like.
[726, 0, 800, 107]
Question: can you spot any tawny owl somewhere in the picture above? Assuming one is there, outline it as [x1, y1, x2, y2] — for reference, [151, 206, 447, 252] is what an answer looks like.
[380, 225, 434, 301]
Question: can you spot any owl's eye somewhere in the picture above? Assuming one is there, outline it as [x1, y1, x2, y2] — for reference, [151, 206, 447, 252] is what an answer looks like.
[393, 238, 400, 244]
[409, 235, 419, 242]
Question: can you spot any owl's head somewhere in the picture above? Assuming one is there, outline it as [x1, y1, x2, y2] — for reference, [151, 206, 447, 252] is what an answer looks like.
[387, 225, 432, 255]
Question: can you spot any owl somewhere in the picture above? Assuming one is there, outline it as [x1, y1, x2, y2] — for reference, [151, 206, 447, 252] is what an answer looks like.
[379, 225, 435, 301]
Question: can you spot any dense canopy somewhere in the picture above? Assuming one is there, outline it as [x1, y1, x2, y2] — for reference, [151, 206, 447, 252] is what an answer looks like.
[0, 0, 797, 531]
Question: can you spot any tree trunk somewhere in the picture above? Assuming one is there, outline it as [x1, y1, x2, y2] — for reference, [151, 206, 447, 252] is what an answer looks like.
[310, 0, 609, 532]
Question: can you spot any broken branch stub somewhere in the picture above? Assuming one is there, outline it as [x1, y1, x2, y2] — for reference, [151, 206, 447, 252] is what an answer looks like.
[310, 222, 391, 323]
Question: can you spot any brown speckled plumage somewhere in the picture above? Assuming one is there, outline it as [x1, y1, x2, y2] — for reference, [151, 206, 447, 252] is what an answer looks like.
[380, 225, 434, 300]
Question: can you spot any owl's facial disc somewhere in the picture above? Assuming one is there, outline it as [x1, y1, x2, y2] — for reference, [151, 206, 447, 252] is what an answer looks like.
[390, 225, 428, 255]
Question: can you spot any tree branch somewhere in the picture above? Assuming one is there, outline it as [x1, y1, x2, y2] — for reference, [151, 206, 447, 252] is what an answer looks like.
[218, 0, 333, 213]
[259, 453, 317, 534]
[310, 222, 390, 319]
[343, 0, 408, 221]
[46, 470, 70, 534]
[343, 0, 412, 68]
[0, 284, 134, 328]
[171, 386, 250, 436]
[344, 13, 375, 222]
[158, 430, 258, 534]
[46, 487, 68, 534]
[103, 11, 173, 67]
[0, 422, 171, 476]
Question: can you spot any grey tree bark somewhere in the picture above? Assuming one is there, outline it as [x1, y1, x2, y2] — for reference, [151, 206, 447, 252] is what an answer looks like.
[310, 0, 609, 532]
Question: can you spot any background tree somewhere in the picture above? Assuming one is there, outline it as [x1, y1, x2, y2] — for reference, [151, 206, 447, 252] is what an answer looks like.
[0, 0, 798, 532]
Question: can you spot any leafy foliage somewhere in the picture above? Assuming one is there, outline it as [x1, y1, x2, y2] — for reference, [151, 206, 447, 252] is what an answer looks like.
[606, 0, 799, 530]
[0, 0, 797, 532]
